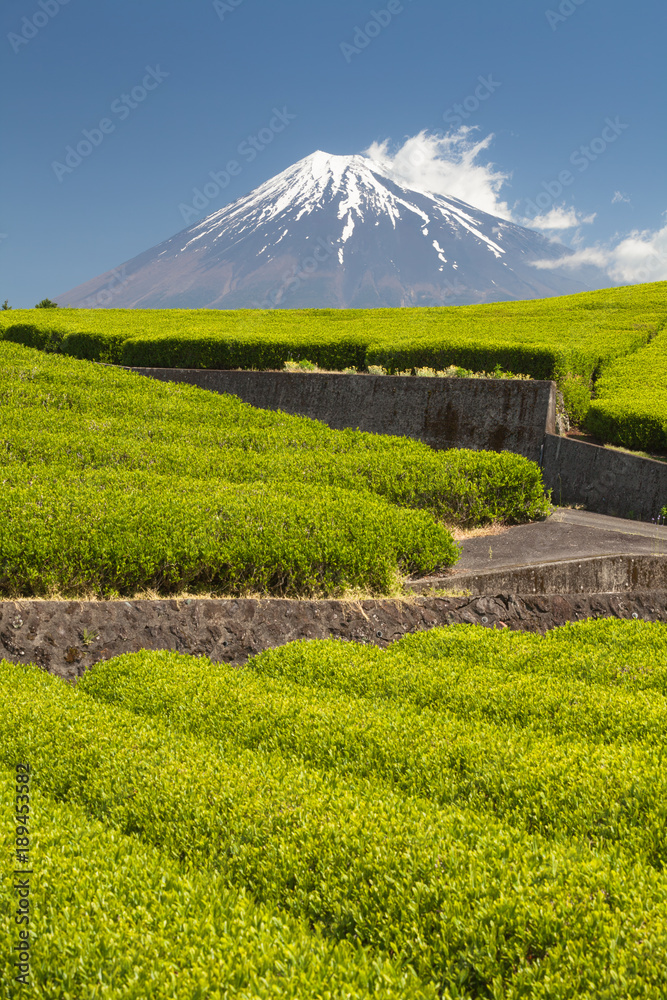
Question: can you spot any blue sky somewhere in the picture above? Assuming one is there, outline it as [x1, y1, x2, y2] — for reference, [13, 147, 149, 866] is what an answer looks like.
[1, 0, 665, 306]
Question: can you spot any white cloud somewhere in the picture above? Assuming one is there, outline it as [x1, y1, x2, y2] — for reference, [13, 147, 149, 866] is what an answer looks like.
[363, 129, 514, 220]
[531, 219, 667, 283]
[521, 206, 596, 230]
[363, 130, 593, 233]
[362, 130, 665, 286]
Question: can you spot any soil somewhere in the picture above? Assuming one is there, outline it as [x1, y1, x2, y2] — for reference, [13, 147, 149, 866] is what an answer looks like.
[2, 591, 667, 682]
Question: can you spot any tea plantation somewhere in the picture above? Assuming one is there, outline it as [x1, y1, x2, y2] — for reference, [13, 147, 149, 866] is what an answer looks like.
[3, 618, 667, 996]
[1, 279, 666, 431]
[0, 340, 548, 598]
[587, 323, 667, 451]
[4, 288, 667, 997]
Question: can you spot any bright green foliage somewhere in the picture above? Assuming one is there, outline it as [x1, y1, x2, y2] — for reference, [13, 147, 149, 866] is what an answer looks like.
[1, 282, 666, 426]
[0, 470, 454, 597]
[586, 325, 667, 450]
[76, 619, 667, 861]
[0, 340, 549, 597]
[0, 774, 431, 999]
[3, 618, 667, 995]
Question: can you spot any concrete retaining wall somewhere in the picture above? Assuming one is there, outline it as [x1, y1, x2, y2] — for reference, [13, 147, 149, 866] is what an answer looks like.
[541, 433, 667, 521]
[410, 554, 667, 596]
[127, 366, 667, 522]
[4, 593, 667, 680]
[129, 368, 557, 463]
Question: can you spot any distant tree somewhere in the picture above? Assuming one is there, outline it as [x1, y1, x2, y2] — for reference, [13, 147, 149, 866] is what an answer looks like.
[35, 298, 58, 309]
[1, 300, 11, 310]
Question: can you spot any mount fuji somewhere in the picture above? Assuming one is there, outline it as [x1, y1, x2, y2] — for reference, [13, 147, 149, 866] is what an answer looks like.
[57, 150, 596, 309]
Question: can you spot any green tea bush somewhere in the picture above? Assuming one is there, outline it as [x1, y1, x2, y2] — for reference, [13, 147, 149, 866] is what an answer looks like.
[76, 620, 667, 860]
[0, 340, 550, 596]
[366, 337, 560, 380]
[586, 326, 667, 450]
[3, 618, 667, 995]
[0, 470, 455, 597]
[558, 370, 594, 425]
[2, 282, 666, 431]
[1, 321, 65, 354]
[0, 773, 428, 999]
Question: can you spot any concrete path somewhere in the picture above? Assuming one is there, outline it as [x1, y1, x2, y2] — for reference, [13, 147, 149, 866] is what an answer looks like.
[409, 508, 667, 595]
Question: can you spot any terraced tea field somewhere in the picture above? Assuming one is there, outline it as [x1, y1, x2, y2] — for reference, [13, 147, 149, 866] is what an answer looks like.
[0, 341, 548, 599]
[3, 291, 667, 997]
[2, 619, 667, 996]
[2, 280, 666, 429]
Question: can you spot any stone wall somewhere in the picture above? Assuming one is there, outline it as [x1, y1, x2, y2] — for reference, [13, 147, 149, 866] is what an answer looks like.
[127, 367, 667, 521]
[541, 433, 667, 521]
[129, 368, 557, 463]
[3, 593, 666, 680]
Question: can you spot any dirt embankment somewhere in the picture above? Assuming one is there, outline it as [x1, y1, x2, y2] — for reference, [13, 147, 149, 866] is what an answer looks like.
[2, 592, 666, 681]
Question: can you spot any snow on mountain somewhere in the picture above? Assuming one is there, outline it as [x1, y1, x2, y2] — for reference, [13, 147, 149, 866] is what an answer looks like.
[57, 150, 596, 309]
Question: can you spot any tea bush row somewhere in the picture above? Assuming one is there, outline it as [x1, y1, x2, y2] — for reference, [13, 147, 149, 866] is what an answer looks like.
[0, 773, 429, 999]
[0, 341, 549, 596]
[3, 619, 667, 995]
[76, 620, 667, 862]
[586, 326, 667, 451]
[0, 470, 456, 597]
[2, 284, 663, 379]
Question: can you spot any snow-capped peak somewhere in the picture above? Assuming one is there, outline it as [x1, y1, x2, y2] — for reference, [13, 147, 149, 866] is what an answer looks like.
[195, 150, 398, 234]
[181, 148, 509, 260]
[57, 149, 591, 310]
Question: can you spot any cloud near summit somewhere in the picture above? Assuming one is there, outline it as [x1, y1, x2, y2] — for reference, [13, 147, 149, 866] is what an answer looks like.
[363, 129, 595, 232]
[532, 219, 667, 283]
[363, 129, 514, 220]
[364, 130, 666, 285]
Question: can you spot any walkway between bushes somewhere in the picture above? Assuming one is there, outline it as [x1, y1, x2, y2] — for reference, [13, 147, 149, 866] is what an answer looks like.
[409, 508, 667, 595]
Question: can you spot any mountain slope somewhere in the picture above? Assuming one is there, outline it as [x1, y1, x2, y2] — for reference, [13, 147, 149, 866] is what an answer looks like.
[58, 150, 595, 309]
